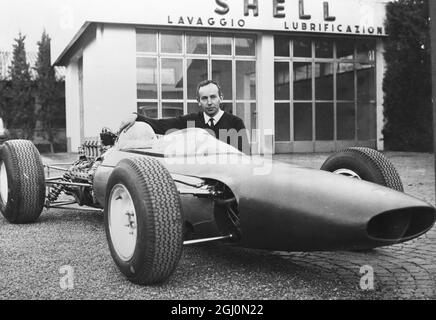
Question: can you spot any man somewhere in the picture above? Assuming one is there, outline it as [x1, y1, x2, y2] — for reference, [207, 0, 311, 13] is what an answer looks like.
[119, 80, 249, 153]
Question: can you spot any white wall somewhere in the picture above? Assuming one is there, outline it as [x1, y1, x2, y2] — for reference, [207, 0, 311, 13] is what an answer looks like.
[256, 33, 275, 155]
[65, 61, 81, 152]
[65, 24, 137, 151]
[82, 24, 137, 140]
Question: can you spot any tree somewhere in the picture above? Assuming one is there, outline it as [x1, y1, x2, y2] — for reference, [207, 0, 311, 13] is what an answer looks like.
[382, 0, 432, 151]
[0, 52, 9, 122]
[8, 32, 35, 139]
[0, 81, 9, 121]
[34, 30, 64, 152]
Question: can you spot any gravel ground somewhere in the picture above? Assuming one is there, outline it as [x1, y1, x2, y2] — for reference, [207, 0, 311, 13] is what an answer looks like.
[0, 152, 434, 300]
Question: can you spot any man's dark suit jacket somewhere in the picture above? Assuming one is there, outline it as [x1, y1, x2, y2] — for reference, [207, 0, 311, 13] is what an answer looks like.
[136, 111, 249, 154]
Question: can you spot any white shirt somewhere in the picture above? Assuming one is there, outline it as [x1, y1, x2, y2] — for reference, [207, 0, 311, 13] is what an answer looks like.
[203, 109, 224, 127]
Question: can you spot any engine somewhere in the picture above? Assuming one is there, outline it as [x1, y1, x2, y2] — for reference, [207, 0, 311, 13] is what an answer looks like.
[47, 129, 117, 207]
[47, 156, 101, 207]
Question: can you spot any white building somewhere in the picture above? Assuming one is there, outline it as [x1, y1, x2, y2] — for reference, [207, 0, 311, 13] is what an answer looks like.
[52, 0, 389, 153]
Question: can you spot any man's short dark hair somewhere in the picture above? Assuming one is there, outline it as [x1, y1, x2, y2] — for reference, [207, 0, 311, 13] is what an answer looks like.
[196, 80, 224, 101]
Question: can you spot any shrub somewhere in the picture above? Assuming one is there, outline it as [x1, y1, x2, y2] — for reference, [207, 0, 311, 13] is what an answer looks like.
[382, 0, 432, 152]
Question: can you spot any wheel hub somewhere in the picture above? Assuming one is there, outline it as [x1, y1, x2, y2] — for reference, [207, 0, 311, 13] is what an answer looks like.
[0, 161, 8, 205]
[108, 184, 137, 262]
[333, 168, 362, 180]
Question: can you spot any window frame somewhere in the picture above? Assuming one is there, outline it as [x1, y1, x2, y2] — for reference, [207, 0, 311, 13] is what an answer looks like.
[136, 29, 258, 136]
[273, 36, 376, 148]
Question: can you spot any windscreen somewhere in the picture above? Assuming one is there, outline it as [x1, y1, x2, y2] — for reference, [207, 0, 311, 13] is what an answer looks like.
[117, 123, 242, 157]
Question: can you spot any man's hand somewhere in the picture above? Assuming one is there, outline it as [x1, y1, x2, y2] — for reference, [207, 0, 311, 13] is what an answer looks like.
[118, 114, 137, 134]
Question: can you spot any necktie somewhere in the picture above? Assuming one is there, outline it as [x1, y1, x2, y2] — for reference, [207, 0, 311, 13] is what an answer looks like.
[208, 118, 215, 130]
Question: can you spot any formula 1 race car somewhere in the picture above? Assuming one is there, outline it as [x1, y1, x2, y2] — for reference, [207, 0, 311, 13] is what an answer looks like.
[0, 123, 435, 285]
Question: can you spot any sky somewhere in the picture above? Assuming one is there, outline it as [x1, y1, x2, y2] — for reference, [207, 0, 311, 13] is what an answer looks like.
[0, 0, 182, 60]
[0, 0, 131, 53]
[0, 0, 65, 52]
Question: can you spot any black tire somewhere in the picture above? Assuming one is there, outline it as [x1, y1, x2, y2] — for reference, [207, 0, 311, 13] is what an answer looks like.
[0, 140, 46, 223]
[320, 147, 403, 192]
[104, 157, 183, 285]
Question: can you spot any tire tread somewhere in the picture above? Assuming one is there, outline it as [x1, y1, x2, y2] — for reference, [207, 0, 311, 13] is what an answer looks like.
[0, 140, 45, 223]
[321, 147, 403, 192]
[106, 157, 183, 285]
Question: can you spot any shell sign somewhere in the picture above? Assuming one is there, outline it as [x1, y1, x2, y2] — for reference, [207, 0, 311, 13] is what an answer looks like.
[165, 0, 387, 36]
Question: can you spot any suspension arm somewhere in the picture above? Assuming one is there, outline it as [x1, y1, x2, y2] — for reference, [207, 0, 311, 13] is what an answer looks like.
[46, 180, 93, 188]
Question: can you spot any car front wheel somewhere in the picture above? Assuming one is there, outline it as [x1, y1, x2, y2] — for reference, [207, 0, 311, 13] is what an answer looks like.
[104, 157, 183, 285]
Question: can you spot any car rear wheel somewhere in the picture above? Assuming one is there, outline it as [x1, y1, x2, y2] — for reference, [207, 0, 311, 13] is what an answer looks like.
[320, 147, 403, 192]
[104, 157, 183, 285]
[0, 140, 46, 223]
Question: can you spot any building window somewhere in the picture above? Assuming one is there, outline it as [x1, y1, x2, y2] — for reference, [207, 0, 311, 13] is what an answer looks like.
[274, 36, 376, 150]
[136, 30, 257, 137]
